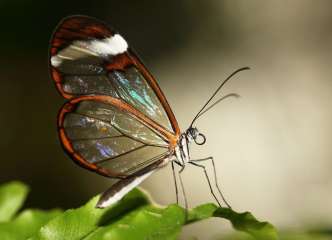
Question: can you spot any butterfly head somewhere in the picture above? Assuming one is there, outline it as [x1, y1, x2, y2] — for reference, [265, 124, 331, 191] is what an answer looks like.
[186, 127, 206, 145]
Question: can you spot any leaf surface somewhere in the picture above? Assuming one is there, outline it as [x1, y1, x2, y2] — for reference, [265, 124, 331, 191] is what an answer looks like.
[0, 181, 29, 222]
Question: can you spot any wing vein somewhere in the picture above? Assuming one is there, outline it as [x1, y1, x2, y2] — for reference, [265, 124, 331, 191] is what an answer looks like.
[72, 112, 168, 147]
[70, 135, 124, 142]
[94, 145, 147, 164]
[125, 152, 170, 175]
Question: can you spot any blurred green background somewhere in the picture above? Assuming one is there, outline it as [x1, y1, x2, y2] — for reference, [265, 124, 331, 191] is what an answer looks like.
[1, 0, 332, 239]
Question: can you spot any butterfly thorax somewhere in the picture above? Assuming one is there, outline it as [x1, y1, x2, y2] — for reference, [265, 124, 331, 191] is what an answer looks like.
[174, 127, 206, 165]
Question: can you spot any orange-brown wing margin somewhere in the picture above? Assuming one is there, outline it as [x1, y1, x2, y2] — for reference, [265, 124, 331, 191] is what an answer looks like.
[58, 95, 177, 178]
[49, 15, 180, 137]
[127, 50, 180, 136]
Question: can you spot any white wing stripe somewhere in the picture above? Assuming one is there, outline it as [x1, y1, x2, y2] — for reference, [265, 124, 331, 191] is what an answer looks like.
[96, 170, 153, 208]
[50, 34, 128, 67]
[89, 34, 128, 56]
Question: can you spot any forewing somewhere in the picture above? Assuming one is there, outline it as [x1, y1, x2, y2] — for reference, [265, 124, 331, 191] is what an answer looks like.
[50, 15, 180, 135]
[58, 96, 171, 178]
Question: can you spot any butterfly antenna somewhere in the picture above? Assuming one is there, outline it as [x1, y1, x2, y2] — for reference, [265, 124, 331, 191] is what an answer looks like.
[190, 67, 250, 127]
[195, 93, 240, 119]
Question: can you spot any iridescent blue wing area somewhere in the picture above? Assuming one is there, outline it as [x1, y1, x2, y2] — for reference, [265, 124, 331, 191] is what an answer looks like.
[50, 15, 179, 135]
[58, 96, 171, 178]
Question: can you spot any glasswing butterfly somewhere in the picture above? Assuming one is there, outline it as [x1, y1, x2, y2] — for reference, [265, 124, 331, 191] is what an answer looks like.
[49, 15, 249, 209]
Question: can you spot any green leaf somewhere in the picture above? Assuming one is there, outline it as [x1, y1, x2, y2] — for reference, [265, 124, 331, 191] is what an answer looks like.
[29, 188, 277, 240]
[0, 181, 29, 222]
[187, 204, 278, 240]
[214, 207, 278, 240]
[29, 188, 150, 240]
[187, 203, 218, 223]
[80, 199, 276, 240]
[85, 204, 186, 240]
[0, 181, 277, 240]
[0, 209, 62, 240]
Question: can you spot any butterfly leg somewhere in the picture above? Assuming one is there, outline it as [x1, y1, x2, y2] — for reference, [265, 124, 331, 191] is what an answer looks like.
[173, 161, 188, 217]
[190, 157, 231, 208]
[189, 157, 232, 209]
[171, 161, 179, 204]
[188, 161, 222, 207]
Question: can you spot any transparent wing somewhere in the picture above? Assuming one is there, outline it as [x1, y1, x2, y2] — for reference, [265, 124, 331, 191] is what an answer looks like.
[58, 96, 171, 178]
[50, 15, 179, 134]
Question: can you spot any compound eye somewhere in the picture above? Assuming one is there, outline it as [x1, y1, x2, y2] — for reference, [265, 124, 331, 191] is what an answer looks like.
[194, 133, 206, 145]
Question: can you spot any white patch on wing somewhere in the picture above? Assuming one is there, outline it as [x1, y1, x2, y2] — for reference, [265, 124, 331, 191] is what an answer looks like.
[89, 34, 128, 56]
[96, 171, 153, 208]
[50, 55, 62, 67]
[50, 53, 76, 67]
[51, 34, 128, 67]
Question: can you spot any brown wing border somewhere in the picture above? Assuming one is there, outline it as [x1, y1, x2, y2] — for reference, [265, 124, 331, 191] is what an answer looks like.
[57, 95, 177, 178]
[49, 15, 181, 137]
[127, 50, 181, 136]
[49, 15, 115, 100]
[49, 15, 114, 56]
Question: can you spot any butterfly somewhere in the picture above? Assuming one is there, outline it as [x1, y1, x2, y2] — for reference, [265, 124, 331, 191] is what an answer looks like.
[49, 15, 248, 209]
